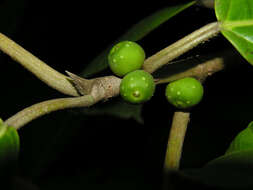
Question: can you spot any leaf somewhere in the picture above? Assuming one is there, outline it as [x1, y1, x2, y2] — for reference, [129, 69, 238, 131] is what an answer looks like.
[177, 121, 253, 189]
[215, 0, 253, 65]
[0, 118, 20, 174]
[199, 150, 253, 189]
[78, 97, 144, 124]
[80, 1, 196, 77]
[225, 121, 253, 155]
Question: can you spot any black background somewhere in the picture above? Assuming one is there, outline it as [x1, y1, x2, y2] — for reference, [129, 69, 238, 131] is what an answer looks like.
[0, 0, 253, 189]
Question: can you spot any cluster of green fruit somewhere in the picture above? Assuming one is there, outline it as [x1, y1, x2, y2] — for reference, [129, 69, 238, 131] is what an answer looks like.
[108, 41, 204, 109]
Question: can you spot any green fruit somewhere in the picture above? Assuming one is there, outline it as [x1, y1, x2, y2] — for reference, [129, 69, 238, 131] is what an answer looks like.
[120, 70, 155, 104]
[165, 77, 203, 109]
[108, 41, 145, 77]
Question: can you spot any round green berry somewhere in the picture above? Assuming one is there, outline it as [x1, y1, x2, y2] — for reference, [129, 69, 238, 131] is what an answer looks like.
[120, 70, 155, 104]
[108, 41, 145, 77]
[165, 77, 203, 109]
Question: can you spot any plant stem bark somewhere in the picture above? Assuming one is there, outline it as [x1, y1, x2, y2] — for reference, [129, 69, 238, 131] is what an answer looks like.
[164, 111, 190, 171]
[0, 33, 79, 96]
[0, 22, 220, 97]
[4, 75, 121, 130]
[1, 22, 223, 129]
[156, 57, 224, 84]
[5, 95, 95, 129]
[143, 22, 220, 73]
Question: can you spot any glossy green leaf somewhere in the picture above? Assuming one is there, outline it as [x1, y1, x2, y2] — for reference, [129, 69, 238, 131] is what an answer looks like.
[80, 1, 196, 77]
[225, 121, 253, 155]
[0, 118, 20, 172]
[215, 0, 253, 65]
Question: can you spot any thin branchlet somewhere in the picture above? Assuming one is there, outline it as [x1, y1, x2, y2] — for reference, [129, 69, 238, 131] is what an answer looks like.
[0, 33, 79, 96]
[156, 58, 224, 84]
[5, 95, 95, 129]
[5, 74, 121, 129]
[142, 22, 221, 73]
[2, 22, 222, 129]
[164, 112, 190, 171]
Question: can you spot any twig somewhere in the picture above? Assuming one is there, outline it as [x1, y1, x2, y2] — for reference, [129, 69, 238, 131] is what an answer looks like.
[5, 95, 95, 129]
[164, 111, 190, 171]
[0, 33, 79, 96]
[2, 22, 223, 129]
[0, 22, 220, 97]
[156, 57, 224, 84]
[142, 22, 220, 73]
[161, 58, 221, 188]
[4, 57, 222, 129]
[5, 75, 121, 129]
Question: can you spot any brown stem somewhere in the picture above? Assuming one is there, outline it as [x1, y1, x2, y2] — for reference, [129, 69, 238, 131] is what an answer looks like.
[156, 57, 224, 84]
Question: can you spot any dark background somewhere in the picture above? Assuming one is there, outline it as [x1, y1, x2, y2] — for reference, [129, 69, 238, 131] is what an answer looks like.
[0, 0, 252, 189]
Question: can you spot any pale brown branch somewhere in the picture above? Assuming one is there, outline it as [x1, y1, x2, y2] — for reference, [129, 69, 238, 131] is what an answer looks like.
[5, 75, 121, 130]
[143, 22, 220, 73]
[156, 57, 224, 84]
[5, 95, 95, 129]
[2, 22, 223, 129]
[164, 111, 190, 171]
[0, 33, 79, 96]
[0, 22, 220, 97]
